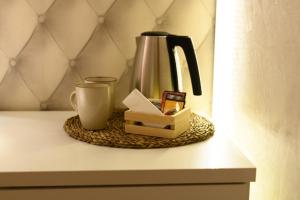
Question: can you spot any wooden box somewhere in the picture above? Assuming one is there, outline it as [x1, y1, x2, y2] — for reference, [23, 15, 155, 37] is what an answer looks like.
[124, 108, 191, 138]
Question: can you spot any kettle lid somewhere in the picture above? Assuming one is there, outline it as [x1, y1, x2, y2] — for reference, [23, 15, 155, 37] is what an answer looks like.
[141, 31, 170, 36]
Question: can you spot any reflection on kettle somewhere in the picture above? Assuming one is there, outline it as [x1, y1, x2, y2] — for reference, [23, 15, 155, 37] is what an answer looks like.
[131, 31, 202, 99]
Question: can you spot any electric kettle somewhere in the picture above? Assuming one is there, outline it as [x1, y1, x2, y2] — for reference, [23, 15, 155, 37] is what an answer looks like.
[131, 31, 202, 98]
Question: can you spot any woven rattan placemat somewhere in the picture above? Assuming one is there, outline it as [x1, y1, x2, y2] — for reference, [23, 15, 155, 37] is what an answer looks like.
[64, 111, 214, 149]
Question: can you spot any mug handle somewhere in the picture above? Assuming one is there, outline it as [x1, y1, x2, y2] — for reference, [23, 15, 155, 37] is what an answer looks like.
[69, 91, 77, 111]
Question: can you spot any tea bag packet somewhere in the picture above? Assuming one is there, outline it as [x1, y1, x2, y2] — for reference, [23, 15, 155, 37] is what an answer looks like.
[161, 91, 186, 115]
[122, 89, 163, 116]
[122, 89, 165, 128]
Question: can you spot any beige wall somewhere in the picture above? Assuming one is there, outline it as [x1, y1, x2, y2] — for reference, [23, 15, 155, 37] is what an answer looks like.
[214, 1, 300, 200]
[0, 0, 215, 114]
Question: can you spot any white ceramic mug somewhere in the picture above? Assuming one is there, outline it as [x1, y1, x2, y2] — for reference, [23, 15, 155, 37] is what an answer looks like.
[70, 83, 111, 130]
[84, 77, 117, 115]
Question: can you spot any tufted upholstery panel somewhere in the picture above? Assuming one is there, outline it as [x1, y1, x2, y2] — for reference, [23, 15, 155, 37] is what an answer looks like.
[0, 0, 215, 114]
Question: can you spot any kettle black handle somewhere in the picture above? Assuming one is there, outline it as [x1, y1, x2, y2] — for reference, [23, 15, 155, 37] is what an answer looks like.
[166, 35, 202, 95]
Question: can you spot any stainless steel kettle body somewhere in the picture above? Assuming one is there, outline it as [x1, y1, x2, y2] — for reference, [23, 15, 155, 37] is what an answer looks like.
[132, 31, 202, 99]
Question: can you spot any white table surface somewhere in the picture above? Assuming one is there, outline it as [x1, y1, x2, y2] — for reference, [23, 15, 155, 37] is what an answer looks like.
[0, 111, 255, 187]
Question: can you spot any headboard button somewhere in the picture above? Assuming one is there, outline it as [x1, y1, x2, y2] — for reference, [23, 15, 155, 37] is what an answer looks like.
[126, 58, 134, 67]
[156, 17, 165, 25]
[9, 58, 17, 67]
[69, 59, 76, 68]
[98, 16, 105, 24]
[40, 101, 48, 110]
[38, 14, 46, 24]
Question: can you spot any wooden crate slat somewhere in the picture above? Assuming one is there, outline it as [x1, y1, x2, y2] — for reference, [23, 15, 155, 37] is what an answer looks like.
[124, 108, 191, 138]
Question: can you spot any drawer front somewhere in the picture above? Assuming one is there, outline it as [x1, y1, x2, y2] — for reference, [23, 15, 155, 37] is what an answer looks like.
[0, 183, 249, 200]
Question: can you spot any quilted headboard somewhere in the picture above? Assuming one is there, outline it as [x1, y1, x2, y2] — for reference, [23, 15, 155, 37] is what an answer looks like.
[0, 0, 215, 114]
